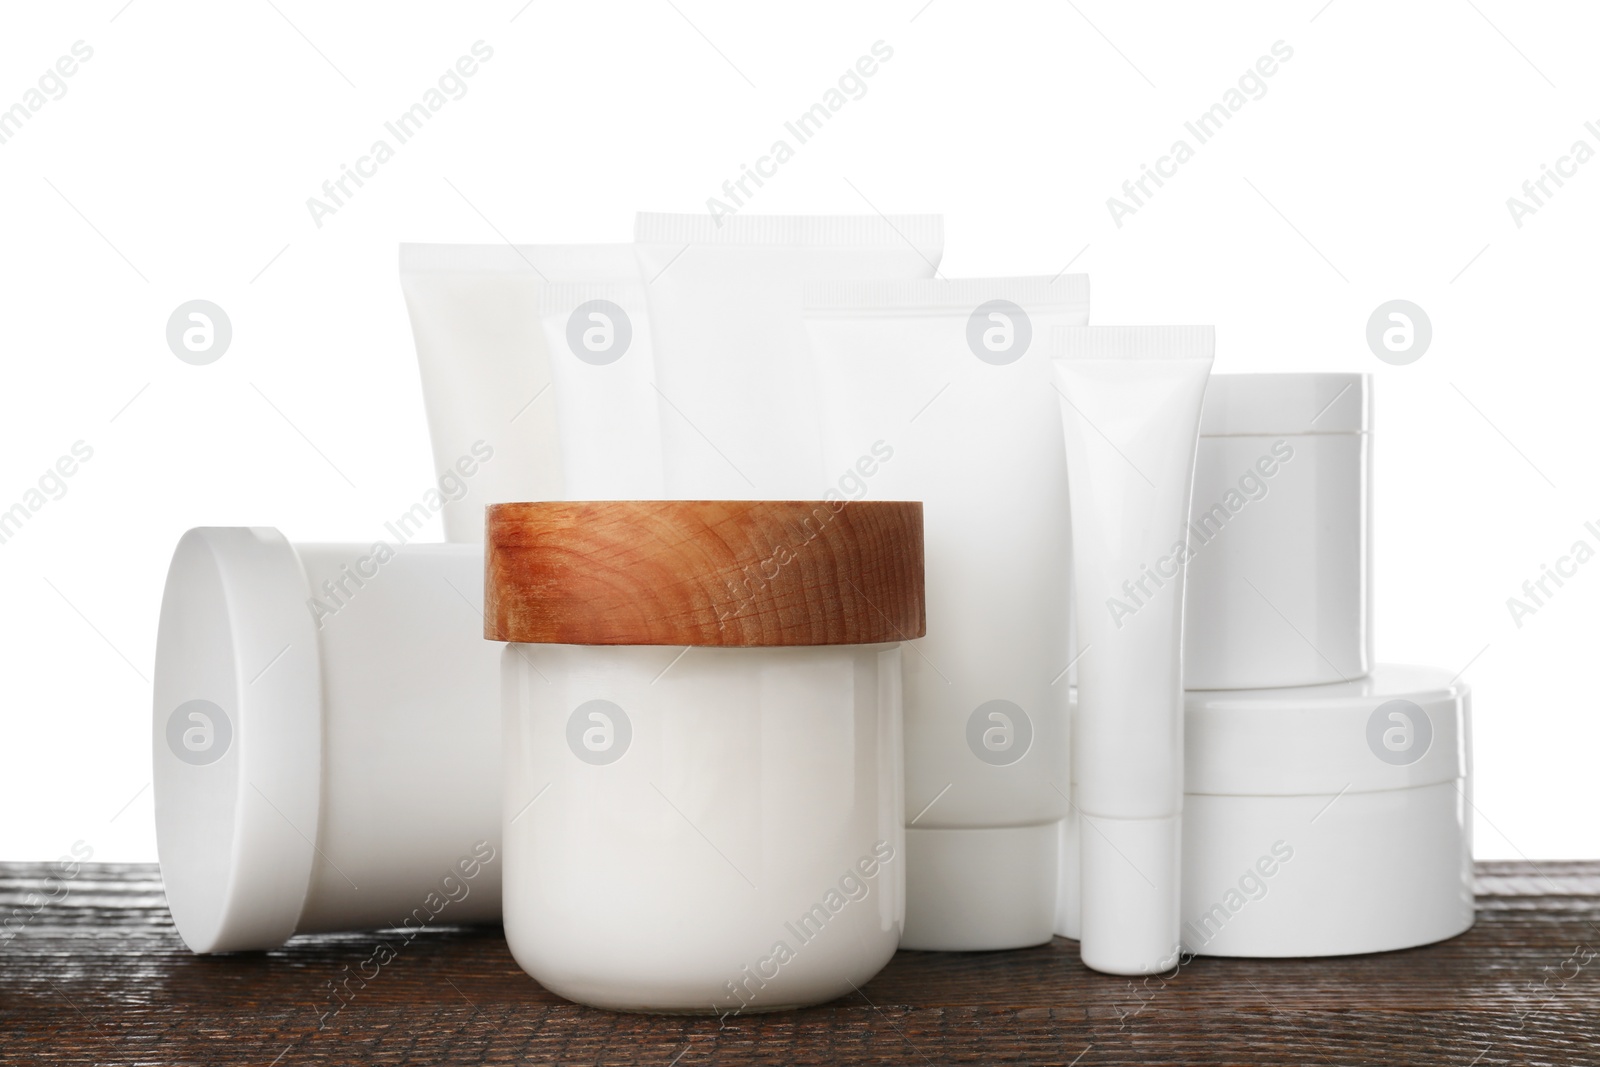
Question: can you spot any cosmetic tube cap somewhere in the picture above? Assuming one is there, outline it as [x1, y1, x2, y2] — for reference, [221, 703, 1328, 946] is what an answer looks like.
[1054, 806, 1082, 940]
[1079, 813, 1183, 975]
[153, 527, 323, 953]
[901, 824, 1059, 951]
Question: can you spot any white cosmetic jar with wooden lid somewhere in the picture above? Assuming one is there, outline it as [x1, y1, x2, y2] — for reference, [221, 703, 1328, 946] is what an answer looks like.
[485, 500, 925, 1015]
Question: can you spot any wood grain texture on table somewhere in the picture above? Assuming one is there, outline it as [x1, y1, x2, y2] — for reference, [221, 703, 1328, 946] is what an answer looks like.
[2, 862, 1597, 1066]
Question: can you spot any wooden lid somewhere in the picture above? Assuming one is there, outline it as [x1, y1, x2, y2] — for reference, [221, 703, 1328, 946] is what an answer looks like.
[485, 500, 925, 647]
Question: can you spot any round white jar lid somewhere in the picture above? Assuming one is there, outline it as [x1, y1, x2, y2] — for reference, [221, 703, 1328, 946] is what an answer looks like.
[1185, 663, 1468, 797]
[153, 527, 323, 953]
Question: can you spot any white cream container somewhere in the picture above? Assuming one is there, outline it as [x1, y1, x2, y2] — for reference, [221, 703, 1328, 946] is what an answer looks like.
[153, 528, 503, 953]
[531, 281, 664, 499]
[1057, 664, 1474, 956]
[803, 278, 1089, 953]
[1182, 664, 1473, 956]
[399, 243, 649, 542]
[1184, 373, 1372, 690]
[635, 212, 944, 499]
[486, 501, 924, 1014]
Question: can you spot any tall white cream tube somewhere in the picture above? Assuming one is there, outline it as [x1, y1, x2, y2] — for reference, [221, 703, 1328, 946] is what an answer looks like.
[635, 213, 943, 499]
[1051, 326, 1214, 975]
[531, 282, 664, 499]
[804, 277, 1088, 950]
[399, 244, 646, 540]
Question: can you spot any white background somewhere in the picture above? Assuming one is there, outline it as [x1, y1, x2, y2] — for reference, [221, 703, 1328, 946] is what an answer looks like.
[2, 0, 1596, 862]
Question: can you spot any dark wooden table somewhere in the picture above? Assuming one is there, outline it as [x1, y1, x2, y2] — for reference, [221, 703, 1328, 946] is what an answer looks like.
[2, 862, 1597, 1066]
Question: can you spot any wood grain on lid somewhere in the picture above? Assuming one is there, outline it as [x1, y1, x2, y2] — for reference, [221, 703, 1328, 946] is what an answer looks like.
[484, 500, 925, 647]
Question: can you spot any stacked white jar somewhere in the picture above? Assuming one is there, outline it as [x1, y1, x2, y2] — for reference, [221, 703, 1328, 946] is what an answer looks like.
[1182, 664, 1473, 956]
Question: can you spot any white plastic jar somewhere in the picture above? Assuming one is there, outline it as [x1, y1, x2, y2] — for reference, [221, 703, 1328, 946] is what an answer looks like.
[486, 500, 923, 1014]
[1184, 373, 1372, 689]
[153, 527, 503, 953]
[1181, 663, 1473, 956]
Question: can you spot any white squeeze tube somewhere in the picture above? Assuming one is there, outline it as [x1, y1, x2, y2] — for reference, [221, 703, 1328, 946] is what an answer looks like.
[635, 213, 944, 499]
[399, 244, 647, 541]
[531, 282, 664, 499]
[1051, 325, 1215, 976]
[803, 276, 1088, 951]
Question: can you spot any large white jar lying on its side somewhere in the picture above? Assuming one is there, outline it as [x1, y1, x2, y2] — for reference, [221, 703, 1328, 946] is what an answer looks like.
[486, 500, 925, 1015]
[153, 527, 503, 954]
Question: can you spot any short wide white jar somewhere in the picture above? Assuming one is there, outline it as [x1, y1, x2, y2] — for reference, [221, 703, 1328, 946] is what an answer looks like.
[485, 500, 925, 1014]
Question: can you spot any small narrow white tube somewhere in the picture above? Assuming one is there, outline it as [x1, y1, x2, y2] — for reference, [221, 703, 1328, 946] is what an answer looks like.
[399, 243, 645, 541]
[804, 277, 1088, 950]
[635, 213, 943, 499]
[1050, 326, 1214, 975]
